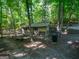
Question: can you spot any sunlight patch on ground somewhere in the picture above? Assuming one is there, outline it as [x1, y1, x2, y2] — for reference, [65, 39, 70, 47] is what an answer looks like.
[67, 40, 79, 48]
[46, 57, 50, 59]
[67, 41, 73, 44]
[13, 52, 27, 57]
[46, 57, 57, 59]
[24, 41, 47, 49]
[52, 57, 57, 59]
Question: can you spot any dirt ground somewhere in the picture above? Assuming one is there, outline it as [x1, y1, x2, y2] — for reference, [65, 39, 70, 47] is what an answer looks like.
[0, 34, 79, 59]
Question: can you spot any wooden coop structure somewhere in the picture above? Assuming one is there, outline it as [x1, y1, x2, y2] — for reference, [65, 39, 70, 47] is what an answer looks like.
[23, 22, 50, 40]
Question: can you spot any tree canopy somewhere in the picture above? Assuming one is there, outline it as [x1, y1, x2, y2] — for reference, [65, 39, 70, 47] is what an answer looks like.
[0, 0, 79, 29]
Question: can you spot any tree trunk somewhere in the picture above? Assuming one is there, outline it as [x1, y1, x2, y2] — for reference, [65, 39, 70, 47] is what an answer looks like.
[0, 1, 3, 38]
[26, 0, 33, 42]
[58, 0, 64, 39]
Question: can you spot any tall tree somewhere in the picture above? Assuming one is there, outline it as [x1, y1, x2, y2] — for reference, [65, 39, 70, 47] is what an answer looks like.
[26, 0, 33, 42]
[0, 0, 3, 37]
[58, 0, 64, 32]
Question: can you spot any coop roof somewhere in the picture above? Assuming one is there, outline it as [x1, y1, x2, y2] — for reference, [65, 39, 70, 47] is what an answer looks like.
[23, 22, 49, 28]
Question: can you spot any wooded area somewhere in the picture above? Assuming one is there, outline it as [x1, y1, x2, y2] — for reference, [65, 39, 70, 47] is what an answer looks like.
[0, 0, 79, 59]
[0, 0, 79, 29]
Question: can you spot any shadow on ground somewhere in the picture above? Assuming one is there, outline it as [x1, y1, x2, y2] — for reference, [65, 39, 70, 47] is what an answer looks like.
[0, 34, 79, 59]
